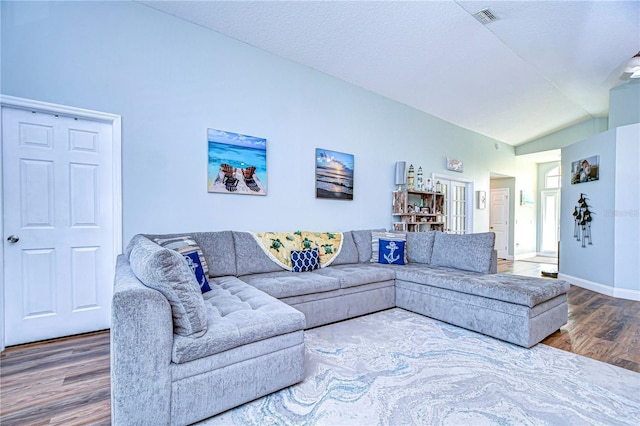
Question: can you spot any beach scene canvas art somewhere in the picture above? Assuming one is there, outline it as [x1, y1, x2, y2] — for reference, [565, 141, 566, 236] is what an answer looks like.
[316, 148, 354, 200]
[207, 129, 267, 195]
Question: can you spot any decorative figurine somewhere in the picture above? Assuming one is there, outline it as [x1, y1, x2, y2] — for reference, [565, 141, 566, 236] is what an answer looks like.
[407, 164, 415, 190]
[426, 178, 433, 192]
[435, 180, 442, 193]
[417, 166, 424, 191]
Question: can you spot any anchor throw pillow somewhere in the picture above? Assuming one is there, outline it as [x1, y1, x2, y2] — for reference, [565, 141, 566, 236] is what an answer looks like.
[370, 232, 408, 265]
[291, 248, 320, 272]
[378, 238, 406, 265]
[154, 236, 212, 293]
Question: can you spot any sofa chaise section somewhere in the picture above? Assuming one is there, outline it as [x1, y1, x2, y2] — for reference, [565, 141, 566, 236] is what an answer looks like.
[111, 235, 306, 425]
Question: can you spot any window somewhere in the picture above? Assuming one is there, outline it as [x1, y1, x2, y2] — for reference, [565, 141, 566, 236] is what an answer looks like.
[545, 166, 560, 189]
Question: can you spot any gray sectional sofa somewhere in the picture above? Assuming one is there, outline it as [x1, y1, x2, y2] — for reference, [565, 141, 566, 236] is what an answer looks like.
[112, 229, 570, 425]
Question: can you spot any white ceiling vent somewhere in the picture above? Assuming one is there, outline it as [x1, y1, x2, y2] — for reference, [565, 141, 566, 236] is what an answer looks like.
[473, 8, 499, 25]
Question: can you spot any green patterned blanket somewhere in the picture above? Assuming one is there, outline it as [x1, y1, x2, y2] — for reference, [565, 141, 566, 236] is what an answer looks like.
[250, 231, 343, 271]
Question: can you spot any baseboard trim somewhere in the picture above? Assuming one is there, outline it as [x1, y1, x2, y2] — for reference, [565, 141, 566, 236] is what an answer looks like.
[558, 274, 640, 301]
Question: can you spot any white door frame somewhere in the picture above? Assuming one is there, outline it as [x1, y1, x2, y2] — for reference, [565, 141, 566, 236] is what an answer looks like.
[0, 95, 122, 352]
[540, 189, 560, 256]
[432, 173, 474, 233]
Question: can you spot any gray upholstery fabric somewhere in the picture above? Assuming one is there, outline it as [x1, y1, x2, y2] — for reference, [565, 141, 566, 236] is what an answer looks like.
[430, 232, 496, 273]
[172, 276, 306, 363]
[352, 228, 385, 263]
[405, 231, 437, 264]
[128, 235, 208, 337]
[233, 231, 285, 275]
[331, 231, 360, 265]
[239, 271, 340, 298]
[396, 279, 568, 347]
[111, 255, 173, 425]
[143, 231, 237, 277]
[395, 266, 570, 307]
[171, 343, 305, 425]
[313, 264, 396, 289]
[285, 283, 396, 328]
[171, 331, 304, 380]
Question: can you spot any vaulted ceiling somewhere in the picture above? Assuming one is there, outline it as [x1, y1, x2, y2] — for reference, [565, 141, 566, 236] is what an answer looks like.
[140, 0, 640, 146]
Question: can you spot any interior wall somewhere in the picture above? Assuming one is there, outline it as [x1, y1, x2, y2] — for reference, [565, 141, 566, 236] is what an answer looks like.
[613, 124, 640, 297]
[609, 80, 640, 129]
[515, 118, 608, 156]
[1, 1, 528, 247]
[560, 129, 616, 290]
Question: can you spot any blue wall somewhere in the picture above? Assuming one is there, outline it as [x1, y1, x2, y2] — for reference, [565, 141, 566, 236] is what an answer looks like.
[1, 1, 524, 246]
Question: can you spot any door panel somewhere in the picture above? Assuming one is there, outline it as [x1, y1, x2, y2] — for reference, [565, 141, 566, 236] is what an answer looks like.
[3, 106, 114, 345]
[490, 188, 509, 258]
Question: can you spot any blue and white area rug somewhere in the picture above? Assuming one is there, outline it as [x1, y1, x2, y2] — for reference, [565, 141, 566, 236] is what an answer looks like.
[202, 308, 640, 425]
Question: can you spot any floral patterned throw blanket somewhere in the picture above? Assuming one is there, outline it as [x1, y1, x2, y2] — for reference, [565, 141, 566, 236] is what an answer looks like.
[250, 231, 343, 271]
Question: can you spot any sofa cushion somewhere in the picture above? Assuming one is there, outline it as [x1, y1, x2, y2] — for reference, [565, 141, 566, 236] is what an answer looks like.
[405, 231, 436, 264]
[238, 271, 340, 299]
[312, 264, 396, 289]
[172, 276, 306, 363]
[128, 235, 208, 338]
[394, 265, 570, 307]
[154, 236, 211, 293]
[378, 238, 406, 265]
[370, 232, 408, 264]
[291, 248, 320, 272]
[233, 232, 285, 275]
[430, 232, 495, 273]
[143, 231, 237, 277]
[352, 229, 385, 263]
[331, 231, 359, 265]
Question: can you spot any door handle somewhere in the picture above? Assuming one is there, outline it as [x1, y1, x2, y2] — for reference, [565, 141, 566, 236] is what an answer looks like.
[7, 235, 19, 243]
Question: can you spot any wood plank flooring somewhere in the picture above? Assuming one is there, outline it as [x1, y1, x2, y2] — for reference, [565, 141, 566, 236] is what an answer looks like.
[1, 260, 638, 424]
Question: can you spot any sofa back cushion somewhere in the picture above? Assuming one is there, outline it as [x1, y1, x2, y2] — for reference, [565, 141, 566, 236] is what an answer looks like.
[351, 229, 386, 263]
[143, 231, 236, 277]
[331, 231, 359, 265]
[128, 235, 208, 337]
[430, 232, 495, 273]
[405, 231, 436, 264]
[233, 231, 285, 276]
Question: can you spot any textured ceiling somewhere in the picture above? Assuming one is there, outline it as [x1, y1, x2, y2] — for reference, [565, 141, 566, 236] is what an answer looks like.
[139, 0, 640, 146]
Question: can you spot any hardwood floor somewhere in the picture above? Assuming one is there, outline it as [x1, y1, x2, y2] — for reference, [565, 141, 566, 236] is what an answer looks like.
[1, 260, 638, 424]
[0, 331, 111, 425]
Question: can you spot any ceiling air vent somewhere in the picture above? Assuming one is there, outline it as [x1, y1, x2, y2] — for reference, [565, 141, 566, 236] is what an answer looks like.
[473, 8, 499, 25]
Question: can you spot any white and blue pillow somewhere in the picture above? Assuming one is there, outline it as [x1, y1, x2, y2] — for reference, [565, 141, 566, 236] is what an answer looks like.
[154, 236, 212, 293]
[370, 232, 408, 265]
[291, 248, 320, 272]
[378, 238, 406, 265]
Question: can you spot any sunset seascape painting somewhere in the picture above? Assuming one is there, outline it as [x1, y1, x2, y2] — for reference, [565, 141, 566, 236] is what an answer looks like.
[207, 129, 267, 195]
[315, 148, 354, 200]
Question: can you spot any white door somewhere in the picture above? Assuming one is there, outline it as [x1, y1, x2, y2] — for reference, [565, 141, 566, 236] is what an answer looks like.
[541, 190, 560, 255]
[438, 179, 471, 234]
[3, 106, 115, 346]
[490, 188, 509, 258]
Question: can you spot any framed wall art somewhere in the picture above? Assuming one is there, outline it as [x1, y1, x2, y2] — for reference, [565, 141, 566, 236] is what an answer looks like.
[571, 155, 599, 185]
[446, 157, 463, 173]
[315, 148, 354, 200]
[207, 128, 267, 195]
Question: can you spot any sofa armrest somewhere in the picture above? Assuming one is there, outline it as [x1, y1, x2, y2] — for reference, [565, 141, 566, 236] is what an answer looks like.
[490, 250, 498, 274]
[111, 255, 173, 425]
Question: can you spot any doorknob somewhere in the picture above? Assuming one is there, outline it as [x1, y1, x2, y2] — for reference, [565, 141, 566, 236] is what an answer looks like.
[7, 235, 19, 243]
